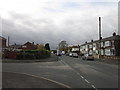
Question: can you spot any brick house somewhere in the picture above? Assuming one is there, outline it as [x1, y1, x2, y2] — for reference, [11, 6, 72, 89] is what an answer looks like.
[19, 42, 37, 50]
[80, 33, 120, 60]
[0, 36, 6, 48]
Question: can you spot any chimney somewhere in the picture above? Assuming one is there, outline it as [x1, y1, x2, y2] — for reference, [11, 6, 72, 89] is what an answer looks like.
[85, 41, 87, 44]
[91, 40, 93, 42]
[32, 42, 34, 45]
[99, 17, 102, 40]
[8, 36, 10, 47]
[113, 32, 116, 36]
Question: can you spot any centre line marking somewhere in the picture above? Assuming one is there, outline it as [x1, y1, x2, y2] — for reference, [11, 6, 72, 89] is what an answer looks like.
[92, 85, 96, 89]
[61, 60, 97, 89]
[85, 79, 90, 83]
[81, 76, 84, 79]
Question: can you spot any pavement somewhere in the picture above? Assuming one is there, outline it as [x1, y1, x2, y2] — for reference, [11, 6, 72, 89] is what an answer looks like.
[94, 58, 119, 65]
[2, 72, 69, 88]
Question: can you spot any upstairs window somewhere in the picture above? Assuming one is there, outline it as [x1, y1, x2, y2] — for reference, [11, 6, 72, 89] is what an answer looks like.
[105, 41, 111, 47]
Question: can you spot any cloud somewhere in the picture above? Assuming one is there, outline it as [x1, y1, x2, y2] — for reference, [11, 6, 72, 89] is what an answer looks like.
[1, 1, 118, 49]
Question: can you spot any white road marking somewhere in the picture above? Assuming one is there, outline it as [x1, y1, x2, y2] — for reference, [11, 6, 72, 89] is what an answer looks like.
[61, 60, 97, 89]
[4, 71, 71, 88]
[85, 79, 90, 83]
[92, 85, 97, 89]
[81, 76, 84, 79]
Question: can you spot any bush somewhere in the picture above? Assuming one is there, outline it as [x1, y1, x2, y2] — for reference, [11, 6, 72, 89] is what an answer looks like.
[16, 49, 51, 60]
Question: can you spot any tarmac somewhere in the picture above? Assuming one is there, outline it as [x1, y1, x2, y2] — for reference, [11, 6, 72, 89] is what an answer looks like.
[2, 72, 68, 88]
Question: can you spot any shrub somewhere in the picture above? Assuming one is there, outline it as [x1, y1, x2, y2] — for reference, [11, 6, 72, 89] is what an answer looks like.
[16, 49, 50, 60]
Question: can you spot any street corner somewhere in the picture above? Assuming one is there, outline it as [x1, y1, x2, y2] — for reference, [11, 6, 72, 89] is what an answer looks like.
[2, 72, 70, 88]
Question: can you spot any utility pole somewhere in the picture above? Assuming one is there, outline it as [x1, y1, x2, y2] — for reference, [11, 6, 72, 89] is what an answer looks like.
[99, 17, 102, 59]
[8, 36, 10, 47]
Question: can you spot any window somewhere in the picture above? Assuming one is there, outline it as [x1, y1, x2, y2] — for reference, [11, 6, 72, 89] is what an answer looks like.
[89, 50, 93, 54]
[105, 49, 111, 56]
[85, 45, 88, 51]
[22, 45, 27, 48]
[96, 50, 98, 54]
[105, 41, 111, 47]
[110, 49, 115, 55]
[101, 42, 104, 47]
[89, 44, 92, 48]
[101, 49, 104, 55]
[93, 43, 96, 50]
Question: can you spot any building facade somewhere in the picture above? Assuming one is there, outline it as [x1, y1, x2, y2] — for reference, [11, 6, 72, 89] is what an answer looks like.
[19, 42, 37, 50]
[70, 45, 80, 55]
[0, 36, 7, 58]
[0, 36, 6, 48]
[80, 34, 120, 60]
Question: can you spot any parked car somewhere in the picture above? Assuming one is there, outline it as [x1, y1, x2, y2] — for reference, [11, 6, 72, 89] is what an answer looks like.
[72, 53, 78, 58]
[81, 55, 86, 60]
[56, 53, 62, 56]
[86, 54, 94, 60]
[81, 54, 94, 60]
[69, 52, 73, 57]
[66, 53, 69, 56]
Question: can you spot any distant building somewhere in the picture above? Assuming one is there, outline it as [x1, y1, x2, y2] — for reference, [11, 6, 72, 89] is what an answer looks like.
[19, 42, 37, 50]
[70, 45, 80, 55]
[0, 36, 6, 48]
[80, 33, 120, 60]
[9, 44, 22, 51]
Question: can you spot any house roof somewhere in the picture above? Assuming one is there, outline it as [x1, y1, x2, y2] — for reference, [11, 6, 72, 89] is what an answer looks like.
[24, 42, 34, 45]
[0, 36, 6, 40]
[80, 35, 120, 46]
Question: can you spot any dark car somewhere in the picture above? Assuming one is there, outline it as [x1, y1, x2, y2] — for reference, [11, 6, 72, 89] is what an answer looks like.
[66, 53, 69, 56]
[56, 53, 62, 56]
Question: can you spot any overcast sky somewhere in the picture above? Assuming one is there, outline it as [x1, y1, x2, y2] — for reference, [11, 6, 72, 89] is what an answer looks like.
[0, 0, 119, 49]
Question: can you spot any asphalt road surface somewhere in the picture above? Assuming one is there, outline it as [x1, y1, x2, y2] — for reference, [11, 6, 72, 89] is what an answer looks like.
[2, 55, 118, 89]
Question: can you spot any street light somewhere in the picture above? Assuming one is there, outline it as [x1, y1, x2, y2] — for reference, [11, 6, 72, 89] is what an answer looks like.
[99, 17, 102, 60]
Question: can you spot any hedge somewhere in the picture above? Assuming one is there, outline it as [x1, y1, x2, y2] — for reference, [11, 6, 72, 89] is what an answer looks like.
[16, 49, 50, 60]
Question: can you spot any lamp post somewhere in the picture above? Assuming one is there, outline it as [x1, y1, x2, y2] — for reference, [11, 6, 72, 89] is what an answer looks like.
[99, 17, 102, 59]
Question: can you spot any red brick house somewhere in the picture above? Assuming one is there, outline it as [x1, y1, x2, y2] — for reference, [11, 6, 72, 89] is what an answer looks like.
[0, 36, 6, 48]
[19, 42, 37, 50]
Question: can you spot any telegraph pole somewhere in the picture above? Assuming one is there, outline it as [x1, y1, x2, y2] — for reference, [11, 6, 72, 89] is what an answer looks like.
[8, 36, 10, 47]
[99, 17, 102, 59]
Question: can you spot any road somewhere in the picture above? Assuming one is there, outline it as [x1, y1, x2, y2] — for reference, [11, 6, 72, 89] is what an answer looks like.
[2, 55, 118, 89]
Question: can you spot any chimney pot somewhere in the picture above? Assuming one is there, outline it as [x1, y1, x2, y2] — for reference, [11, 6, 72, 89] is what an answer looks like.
[113, 32, 116, 36]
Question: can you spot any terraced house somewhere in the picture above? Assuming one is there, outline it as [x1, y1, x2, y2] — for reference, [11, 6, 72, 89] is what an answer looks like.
[80, 33, 120, 60]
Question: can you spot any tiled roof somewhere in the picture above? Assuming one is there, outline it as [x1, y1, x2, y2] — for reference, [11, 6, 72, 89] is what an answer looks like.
[80, 35, 120, 46]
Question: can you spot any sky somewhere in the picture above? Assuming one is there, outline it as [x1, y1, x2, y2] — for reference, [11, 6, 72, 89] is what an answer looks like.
[0, 0, 119, 49]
